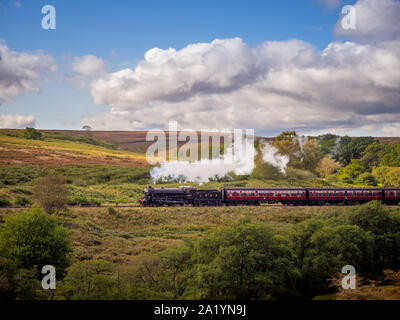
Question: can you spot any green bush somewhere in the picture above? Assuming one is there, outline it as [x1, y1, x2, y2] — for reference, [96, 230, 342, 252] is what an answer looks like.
[22, 127, 42, 140]
[14, 196, 30, 207]
[0, 165, 46, 187]
[0, 208, 72, 277]
[357, 172, 378, 186]
[33, 174, 69, 214]
[190, 220, 300, 299]
[107, 206, 117, 215]
[286, 167, 315, 180]
[0, 197, 11, 207]
[42, 131, 116, 150]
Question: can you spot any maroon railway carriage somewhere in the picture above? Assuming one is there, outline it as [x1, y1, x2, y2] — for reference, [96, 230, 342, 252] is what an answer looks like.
[222, 187, 307, 206]
[384, 189, 400, 205]
[307, 188, 383, 205]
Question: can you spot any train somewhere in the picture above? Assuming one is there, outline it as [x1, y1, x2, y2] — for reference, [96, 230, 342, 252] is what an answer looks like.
[139, 186, 400, 207]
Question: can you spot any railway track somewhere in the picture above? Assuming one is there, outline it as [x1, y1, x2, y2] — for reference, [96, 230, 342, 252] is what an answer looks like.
[1, 204, 399, 210]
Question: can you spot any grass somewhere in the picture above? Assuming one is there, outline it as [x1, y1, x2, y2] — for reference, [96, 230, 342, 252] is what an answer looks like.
[0, 205, 343, 263]
[0, 130, 152, 168]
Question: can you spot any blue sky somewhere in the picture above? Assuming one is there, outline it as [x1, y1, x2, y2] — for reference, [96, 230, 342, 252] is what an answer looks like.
[2, 0, 400, 136]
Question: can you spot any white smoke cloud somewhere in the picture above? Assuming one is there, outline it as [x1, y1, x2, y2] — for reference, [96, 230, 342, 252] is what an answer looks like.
[260, 143, 290, 174]
[0, 114, 35, 128]
[150, 140, 294, 184]
[150, 142, 256, 184]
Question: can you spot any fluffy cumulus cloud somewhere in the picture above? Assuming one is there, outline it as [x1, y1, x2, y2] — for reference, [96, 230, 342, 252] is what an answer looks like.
[83, 0, 400, 136]
[0, 114, 35, 129]
[72, 55, 107, 77]
[334, 0, 400, 43]
[0, 41, 56, 104]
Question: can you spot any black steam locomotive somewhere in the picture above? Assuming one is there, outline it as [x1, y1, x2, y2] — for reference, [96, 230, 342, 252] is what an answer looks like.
[140, 186, 400, 206]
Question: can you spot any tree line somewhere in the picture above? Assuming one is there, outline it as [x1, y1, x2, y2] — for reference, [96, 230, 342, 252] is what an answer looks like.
[1, 201, 399, 300]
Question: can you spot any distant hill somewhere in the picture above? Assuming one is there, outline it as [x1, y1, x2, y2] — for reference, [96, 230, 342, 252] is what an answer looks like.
[1, 129, 399, 167]
[0, 129, 149, 167]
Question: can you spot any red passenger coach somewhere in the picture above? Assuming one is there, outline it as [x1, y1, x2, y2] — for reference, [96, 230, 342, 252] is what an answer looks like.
[307, 188, 382, 205]
[384, 189, 400, 205]
[222, 188, 307, 206]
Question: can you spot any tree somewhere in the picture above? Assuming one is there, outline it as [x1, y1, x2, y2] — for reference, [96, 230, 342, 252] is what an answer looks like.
[345, 201, 400, 271]
[337, 160, 366, 181]
[33, 174, 69, 214]
[371, 166, 394, 185]
[371, 167, 400, 187]
[334, 136, 374, 166]
[317, 134, 339, 155]
[22, 127, 42, 140]
[357, 172, 378, 186]
[0, 208, 72, 278]
[383, 168, 400, 187]
[273, 132, 300, 158]
[316, 157, 341, 177]
[82, 125, 93, 139]
[60, 260, 116, 300]
[302, 139, 324, 172]
[292, 220, 374, 297]
[190, 221, 299, 299]
[82, 125, 92, 131]
[359, 142, 386, 169]
[380, 143, 400, 167]
[251, 150, 283, 180]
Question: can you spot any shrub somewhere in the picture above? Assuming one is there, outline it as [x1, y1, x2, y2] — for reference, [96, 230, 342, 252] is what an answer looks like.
[33, 174, 69, 214]
[316, 157, 341, 177]
[14, 196, 30, 207]
[107, 206, 117, 216]
[0, 197, 11, 208]
[190, 220, 300, 299]
[357, 172, 378, 186]
[22, 127, 42, 140]
[286, 167, 315, 180]
[0, 165, 46, 187]
[0, 208, 72, 278]
[59, 260, 115, 300]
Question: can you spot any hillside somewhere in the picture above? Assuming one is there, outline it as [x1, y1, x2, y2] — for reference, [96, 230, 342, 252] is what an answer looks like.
[0, 129, 149, 167]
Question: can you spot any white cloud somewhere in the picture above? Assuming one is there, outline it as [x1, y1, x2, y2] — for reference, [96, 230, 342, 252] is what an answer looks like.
[72, 55, 107, 77]
[0, 41, 56, 104]
[83, 0, 400, 136]
[0, 114, 35, 129]
[334, 0, 400, 43]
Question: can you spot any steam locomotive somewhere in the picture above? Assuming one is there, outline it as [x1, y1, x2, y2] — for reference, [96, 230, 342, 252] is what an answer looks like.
[140, 186, 400, 206]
